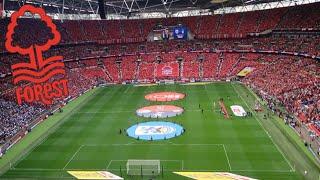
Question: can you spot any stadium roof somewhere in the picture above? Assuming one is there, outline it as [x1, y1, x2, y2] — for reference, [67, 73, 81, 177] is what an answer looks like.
[2, 0, 320, 19]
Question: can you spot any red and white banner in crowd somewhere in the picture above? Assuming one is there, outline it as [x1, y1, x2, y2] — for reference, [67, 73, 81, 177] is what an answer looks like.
[156, 62, 179, 78]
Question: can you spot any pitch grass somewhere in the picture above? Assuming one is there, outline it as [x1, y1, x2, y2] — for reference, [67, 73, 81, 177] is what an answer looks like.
[1, 82, 319, 179]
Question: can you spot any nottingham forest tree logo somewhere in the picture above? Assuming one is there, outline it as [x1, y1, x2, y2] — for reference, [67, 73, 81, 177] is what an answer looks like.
[5, 5, 69, 105]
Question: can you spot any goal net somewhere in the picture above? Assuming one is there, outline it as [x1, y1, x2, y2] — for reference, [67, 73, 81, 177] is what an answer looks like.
[126, 159, 161, 176]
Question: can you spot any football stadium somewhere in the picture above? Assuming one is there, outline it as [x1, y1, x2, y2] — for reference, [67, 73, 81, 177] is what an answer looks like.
[0, 0, 319, 179]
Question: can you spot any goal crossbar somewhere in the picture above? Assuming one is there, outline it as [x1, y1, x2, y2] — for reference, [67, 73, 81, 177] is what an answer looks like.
[126, 159, 161, 176]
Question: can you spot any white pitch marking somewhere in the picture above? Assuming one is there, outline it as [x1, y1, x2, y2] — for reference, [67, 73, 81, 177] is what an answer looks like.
[223, 144, 232, 171]
[12, 167, 294, 173]
[231, 83, 295, 172]
[83, 143, 224, 146]
[63, 145, 84, 170]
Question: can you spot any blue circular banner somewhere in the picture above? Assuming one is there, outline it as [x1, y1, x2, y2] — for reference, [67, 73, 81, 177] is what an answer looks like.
[127, 121, 184, 141]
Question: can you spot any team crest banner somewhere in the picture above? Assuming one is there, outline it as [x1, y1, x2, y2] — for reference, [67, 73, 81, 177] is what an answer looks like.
[5, 5, 69, 105]
[230, 105, 247, 117]
[156, 62, 179, 77]
[135, 125, 175, 135]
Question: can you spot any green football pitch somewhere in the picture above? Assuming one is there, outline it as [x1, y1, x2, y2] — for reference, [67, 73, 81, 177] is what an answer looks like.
[0, 82, 319, 179]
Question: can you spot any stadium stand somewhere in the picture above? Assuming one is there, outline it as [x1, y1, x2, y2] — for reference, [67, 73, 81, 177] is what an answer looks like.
[181, 53, 200, 80]
[0, 2, 319, 157]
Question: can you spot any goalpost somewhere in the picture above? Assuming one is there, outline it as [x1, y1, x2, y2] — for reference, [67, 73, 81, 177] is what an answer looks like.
[126, 159, 161, 176]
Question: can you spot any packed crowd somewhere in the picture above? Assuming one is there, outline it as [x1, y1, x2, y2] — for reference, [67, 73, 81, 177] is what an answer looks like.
[1, 2, 320, 52]
[244, 56, 320, 133]
[1, 35, 319, 77]
[0, 98, 45, 144]
[2, 49, 319, 144]
[0, 68, 105, 143]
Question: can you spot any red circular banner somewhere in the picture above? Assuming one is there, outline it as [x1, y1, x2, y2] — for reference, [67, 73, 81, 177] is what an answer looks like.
[136, 105, 184, 118]
[145, 92, 185, 102]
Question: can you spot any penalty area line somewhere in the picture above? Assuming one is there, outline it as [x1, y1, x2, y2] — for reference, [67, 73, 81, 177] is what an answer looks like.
[63, 145, 84, 170]
[83, 143, 224, 147]
[222, 144, 232, 171]
[11, 167, 295, 173]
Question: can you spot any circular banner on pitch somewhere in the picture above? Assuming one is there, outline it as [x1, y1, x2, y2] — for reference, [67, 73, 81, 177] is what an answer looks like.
[136, 105, 184, 118]
[127, 121, 184, 140]
[145, 92, 185, 102]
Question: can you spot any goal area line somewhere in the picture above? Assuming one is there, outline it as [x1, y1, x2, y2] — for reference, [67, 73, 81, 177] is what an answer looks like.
[106, 159, 184, 171]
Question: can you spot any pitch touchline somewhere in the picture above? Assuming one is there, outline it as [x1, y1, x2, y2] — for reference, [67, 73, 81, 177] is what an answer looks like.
[10, 125, 54, 169]
[231, 83, 295, 172]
